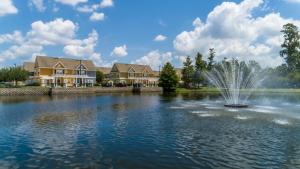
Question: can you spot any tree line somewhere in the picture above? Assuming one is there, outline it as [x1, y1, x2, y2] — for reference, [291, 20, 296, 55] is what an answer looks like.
[159, 22, 300, 91]
[0, 66, 29, 86]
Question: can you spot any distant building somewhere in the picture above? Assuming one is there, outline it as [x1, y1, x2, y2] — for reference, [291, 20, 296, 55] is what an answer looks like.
[29, 56, 96, 87]
[109, 63, 159, 86]
[24, 57, 182, 88]
[23, 62, 35, 76]
[96, 67, 111, 79]
[174, 68, 183, 83]
[23, 62, 35, 84]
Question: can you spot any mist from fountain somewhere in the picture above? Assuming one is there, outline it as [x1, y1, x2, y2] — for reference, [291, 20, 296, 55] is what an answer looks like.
[204, 60, 263, 107]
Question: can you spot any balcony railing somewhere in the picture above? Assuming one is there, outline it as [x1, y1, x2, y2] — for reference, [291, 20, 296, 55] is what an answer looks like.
[52, 74, 95, 78]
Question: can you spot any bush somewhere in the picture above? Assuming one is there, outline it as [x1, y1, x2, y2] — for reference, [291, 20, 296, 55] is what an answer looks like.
[26, 82, 41, 86]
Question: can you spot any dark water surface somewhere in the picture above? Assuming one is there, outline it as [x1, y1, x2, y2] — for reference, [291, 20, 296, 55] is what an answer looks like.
[1, 93, 300, 169]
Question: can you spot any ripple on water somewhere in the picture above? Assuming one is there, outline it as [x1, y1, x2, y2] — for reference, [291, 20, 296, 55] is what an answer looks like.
[227, 108, 239, 112]
[247, 108, 274, 114]
[198, 113, 218, 117]
[205, 106, 220, 110]
[235, 115, 250, 120]
[190, 111, 207, 114]
[255, 105, 278, 110]
[169, 106, 185, 109]
[273, 119, 290, 125]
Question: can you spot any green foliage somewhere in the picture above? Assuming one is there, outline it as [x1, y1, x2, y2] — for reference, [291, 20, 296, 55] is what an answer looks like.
[207, 48, 215, 71]
[182, 56, 195, 88]
[0, 68, 10, 82]
[96, 71, 105, 84]
[0, 66, 29, 86]
[194, 52, 207, 87]
[26, 82, 41, 86]
[159, 62, 179, 92]
[280, 23, 300, 71]
[195, 52, 207, 71]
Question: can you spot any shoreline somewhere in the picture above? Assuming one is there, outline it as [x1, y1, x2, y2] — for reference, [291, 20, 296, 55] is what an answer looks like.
[176, 87, 300, 94]
[1, 87, 300, 96]
[0, 87, 163, 96]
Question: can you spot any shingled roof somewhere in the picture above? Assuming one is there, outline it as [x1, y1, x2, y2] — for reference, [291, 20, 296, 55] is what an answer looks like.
[96, 67, 111, 74]
[35, 56, 96, 71]
[112, 63, 153, 74]
[23, 62, 35, 72]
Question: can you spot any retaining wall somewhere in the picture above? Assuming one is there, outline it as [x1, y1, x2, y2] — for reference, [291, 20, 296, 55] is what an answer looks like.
[0, 87, 162, 96]
[0, 87, 50, 96]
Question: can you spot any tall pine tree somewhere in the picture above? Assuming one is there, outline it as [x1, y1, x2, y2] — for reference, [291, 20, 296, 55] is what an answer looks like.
[182, 56, 194, 88]
[194, 52, 207, 88]
[195, 52, 207, 71]
[207, 48, 215, 70]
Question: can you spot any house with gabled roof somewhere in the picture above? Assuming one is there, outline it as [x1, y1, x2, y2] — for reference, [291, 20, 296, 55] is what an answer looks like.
[29, 56, 96, 87]
[109, 63, 159, 86]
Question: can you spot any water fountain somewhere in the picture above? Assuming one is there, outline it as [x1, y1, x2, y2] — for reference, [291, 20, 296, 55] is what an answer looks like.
[204, 60, 262, 108]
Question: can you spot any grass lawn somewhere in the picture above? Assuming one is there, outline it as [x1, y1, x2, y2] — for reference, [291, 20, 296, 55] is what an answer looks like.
[176, 87, 300, 94]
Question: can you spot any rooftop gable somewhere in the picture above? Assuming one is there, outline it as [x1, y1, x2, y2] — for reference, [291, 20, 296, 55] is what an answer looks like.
[112, 63, 154, 74]
[35, 56, 96, 71]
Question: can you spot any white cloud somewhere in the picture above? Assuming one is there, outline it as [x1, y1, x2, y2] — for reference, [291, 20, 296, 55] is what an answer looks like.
[134, 50, 172, 70]
[27, 18, 78, 45]
[76, 5, 94, 13]
[173, 0, 300, 67]
[0, 0, 18, 16]
[0, 31, 24, 44]
[29, 0, 46, 12]
[89, 12, 105, 21]
[100, 0, 114, 8]
[285, 0, 300, 4]
[63, 30, 99, 57]
[0, 18, 107, 66]
[154, 34, 167, 41]
[111, 45, 128, 57]
[55, 0, 87, 6]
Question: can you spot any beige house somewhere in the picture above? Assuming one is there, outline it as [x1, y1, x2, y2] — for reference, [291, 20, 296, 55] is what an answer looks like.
[109, 63, 159, 86]
[96, 67, 111, 78]
[26, 56, 96, 87]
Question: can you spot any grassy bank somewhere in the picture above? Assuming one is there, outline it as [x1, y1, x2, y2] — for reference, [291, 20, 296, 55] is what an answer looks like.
[176, 87, 300, 94]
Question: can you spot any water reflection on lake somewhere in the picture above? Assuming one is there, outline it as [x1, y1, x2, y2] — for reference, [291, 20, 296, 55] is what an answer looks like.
[0, 93, 300, 169]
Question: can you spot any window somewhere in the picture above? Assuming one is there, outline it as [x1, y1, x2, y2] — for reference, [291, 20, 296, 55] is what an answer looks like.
[129, 72, 135, 78]
[77, 70, 86, 75]
[55, 69, 64, 74]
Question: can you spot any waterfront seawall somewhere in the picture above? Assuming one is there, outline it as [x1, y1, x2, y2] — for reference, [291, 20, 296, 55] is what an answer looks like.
[0, 87, 162, 96]
[0, 87, 51, 96]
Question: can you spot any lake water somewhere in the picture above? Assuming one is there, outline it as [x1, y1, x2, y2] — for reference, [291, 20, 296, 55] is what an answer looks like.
[1, 93, 300, 169]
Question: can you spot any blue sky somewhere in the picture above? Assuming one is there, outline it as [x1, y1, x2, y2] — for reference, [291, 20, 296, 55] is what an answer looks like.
[0, 0, 300, 69]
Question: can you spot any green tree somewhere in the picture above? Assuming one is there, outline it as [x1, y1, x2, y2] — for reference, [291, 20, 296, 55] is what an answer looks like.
[280, 23, 300, 71]
[195, 52, 207, 71]
[96, 71, 105, 84]
[0, 68, 9, 82]
[12, 67, 28, 86]
[207, 48, 215, 70]
[182, 56, 194, 88]
[159, 62, 179, 92]
[194, 52, 207, 87]
[0, 66, 29, 86]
